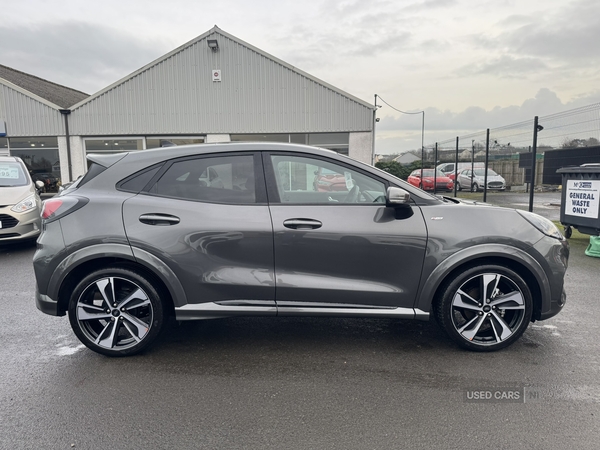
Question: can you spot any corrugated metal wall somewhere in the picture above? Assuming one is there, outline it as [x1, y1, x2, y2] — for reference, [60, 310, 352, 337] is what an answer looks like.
[70, 32, 373, 135]
[0, 83, 64, 136]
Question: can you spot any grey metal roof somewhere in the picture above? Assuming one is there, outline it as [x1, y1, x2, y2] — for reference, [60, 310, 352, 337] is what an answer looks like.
[0, 64, 89, 108]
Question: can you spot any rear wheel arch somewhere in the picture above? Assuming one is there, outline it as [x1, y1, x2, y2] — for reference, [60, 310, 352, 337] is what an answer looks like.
[57, 257, 175, 317]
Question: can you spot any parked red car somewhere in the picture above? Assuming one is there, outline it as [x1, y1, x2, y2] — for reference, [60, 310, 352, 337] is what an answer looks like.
[407, 169, 454, 192]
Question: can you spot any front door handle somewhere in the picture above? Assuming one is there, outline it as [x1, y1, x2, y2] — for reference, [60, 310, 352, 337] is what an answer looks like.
[283, 218, 322, 230]
[139, 213, 180, 226]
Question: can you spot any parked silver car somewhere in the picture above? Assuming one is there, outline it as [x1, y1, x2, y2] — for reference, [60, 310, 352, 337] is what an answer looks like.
[456, 168, 506, 191]
[0, 156, 43, 243]
[34, 143, 568, 356]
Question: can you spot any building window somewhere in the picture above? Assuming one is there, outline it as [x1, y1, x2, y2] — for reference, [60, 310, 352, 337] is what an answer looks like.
[8, 137, 60, 190]
[146, 137, 205, 148]
[230, 133, 349, 155]
[308, 133, 349, 155]
[85, 138, 144, 152]
[230, 134, 290, 143]
[0, 137, 7, 155]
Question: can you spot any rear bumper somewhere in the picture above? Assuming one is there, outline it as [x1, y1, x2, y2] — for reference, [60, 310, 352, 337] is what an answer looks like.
[35, 285, 64, 316]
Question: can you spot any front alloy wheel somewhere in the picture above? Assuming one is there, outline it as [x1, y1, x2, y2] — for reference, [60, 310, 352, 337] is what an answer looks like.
[435, 265, 532, 351]
[68, 267, 165, 356]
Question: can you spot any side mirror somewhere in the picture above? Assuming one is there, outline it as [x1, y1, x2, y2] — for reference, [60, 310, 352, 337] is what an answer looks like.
[386, 186, 410, 205]
[35, 180, 45, 190]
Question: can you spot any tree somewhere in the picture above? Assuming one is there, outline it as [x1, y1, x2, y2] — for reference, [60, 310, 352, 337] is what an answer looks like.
[561, 137, 600, 148]
[375, 160, 422, 180]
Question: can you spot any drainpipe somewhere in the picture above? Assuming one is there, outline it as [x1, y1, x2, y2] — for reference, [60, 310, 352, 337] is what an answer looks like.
[59, 109, 72, 181]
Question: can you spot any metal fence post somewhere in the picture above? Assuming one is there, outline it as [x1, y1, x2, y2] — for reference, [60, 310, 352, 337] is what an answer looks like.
[434, 142, 438, 193]
[454, 136, 459, 197]
[483, 129, 490, 202]
[529, 117, 540, 212]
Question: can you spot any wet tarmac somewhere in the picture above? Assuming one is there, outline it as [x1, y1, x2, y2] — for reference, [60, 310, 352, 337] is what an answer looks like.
[1, 219, 599, 449]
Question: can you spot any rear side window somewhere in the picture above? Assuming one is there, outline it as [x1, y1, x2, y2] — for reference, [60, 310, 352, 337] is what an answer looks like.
[118, 165, 162, 193]
[149, 154, 256, 204]
[78, 163, 106, 188]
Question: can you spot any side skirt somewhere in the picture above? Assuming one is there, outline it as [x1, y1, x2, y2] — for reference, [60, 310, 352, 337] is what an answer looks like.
[175, 300, 429, 321]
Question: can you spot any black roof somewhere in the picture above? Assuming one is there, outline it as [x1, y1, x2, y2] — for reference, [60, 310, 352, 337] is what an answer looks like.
[0, 64, 89, 108]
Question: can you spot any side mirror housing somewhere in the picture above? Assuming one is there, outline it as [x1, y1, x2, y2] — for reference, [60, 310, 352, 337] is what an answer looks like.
[35, 180, 45, 190]
[386, 186, 410, 205]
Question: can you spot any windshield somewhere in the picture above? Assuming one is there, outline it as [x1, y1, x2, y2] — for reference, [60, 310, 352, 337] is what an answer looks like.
[473, 168, 498, 176]
[0, 161, 29, 187]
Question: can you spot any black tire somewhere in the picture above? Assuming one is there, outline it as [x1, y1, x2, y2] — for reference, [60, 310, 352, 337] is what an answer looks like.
[68, 267, 165, 357]
[456, 182, 462, 191]
[564, 226, 572, 239]
[434, 264, 533, 351]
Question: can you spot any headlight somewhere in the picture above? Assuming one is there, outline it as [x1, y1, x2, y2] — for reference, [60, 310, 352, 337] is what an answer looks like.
[11, 194, 38, 213]
[517, 209, 563, 240]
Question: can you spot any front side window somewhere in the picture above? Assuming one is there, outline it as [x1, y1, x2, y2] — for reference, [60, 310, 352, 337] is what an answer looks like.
[270, 155, 385, 204]
[150, 154, 255, 204]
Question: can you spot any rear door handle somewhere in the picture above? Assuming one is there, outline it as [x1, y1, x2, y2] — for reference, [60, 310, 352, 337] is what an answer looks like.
[283, 219, 322, 230]
[139, 214, 180, 226]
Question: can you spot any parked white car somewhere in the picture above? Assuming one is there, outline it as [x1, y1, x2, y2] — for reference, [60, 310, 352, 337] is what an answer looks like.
[456, 168, 506, 192]
[437, 162, 484, 180]
[0, 156, 44, 243]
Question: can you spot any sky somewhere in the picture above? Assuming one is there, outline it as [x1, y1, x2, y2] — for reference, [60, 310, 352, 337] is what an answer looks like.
[1, 0, 599, 154]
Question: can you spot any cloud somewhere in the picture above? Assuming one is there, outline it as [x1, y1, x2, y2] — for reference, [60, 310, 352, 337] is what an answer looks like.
[375, 88, 600, 152]
[470, 0, 600, 65]
[0, 21, 172, 94]
[456, 55, 548, 78]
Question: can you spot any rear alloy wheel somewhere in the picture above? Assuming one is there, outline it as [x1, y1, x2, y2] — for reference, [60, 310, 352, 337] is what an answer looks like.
[434, 265, 532, 351]
[68, 267, 165, 356]
[456, 182, 462, 191]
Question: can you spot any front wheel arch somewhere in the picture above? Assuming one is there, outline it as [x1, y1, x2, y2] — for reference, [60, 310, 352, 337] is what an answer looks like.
[425, 255, 543, 321]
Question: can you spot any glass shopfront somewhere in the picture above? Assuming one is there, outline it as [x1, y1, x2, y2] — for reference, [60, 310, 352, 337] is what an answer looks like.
[8, 137, 60, 190]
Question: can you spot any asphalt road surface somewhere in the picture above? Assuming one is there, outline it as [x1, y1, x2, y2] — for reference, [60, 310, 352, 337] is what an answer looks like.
[1, 224, 598, 449]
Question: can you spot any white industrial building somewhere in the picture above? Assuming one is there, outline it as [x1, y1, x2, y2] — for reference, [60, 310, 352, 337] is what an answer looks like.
[0, 26, 375, 184]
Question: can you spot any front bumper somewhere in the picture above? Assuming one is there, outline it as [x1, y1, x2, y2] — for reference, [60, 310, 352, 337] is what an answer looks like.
[539, 287, 566, 320]
[0, 207, 41, 242]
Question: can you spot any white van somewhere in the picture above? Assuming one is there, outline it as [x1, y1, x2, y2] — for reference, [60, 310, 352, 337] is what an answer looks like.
[437, 162, 484, 180]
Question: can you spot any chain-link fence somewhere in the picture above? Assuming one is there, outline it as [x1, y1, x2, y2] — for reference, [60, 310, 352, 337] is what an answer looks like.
[419, 103, 600, 213]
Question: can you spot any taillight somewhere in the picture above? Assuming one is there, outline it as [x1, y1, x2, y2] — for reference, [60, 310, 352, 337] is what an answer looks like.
[41, 196, 89, 223]
[42, 199, 63, 219]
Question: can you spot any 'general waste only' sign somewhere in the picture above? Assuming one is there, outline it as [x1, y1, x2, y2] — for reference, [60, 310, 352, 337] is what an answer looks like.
[565, 180, 600, 219]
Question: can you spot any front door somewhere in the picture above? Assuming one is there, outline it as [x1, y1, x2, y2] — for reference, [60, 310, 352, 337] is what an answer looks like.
[265, 153, 427, 309]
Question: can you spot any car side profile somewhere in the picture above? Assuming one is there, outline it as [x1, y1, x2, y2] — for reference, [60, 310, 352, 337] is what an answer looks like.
[34, 143, 569, 356]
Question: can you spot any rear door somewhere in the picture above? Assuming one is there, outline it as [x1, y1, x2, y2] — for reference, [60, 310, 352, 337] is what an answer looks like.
[264, 152, 428, 309]
[122, 152, 275, 307]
